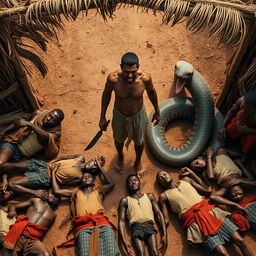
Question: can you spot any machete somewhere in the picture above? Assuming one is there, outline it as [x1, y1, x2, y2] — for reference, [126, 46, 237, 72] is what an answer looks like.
[83, 120, 110, 151]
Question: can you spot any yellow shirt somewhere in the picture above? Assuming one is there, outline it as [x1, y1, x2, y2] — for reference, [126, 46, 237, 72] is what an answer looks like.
[55, 158, 83, 184]
[127, 194, 155, 225]
[75, 189, 104, 217]
[0, 209, 16, 236]
[214, 154, 242, 184]
[165, 181, 203, 217]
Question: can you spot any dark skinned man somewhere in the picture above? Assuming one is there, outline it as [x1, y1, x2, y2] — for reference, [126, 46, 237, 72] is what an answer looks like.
[8, 155, 105, 201]
[0, 109, 64, 195]
[118, 174, 167, 256]
[3, 191, 59, 256]
[52, 158, 120, 256]
[99, 52, 160, 178]
[157, 168, 254, 256]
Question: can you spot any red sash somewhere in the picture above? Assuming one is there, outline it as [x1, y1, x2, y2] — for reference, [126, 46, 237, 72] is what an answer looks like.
[3, 216, 47, 249]
[180, 200, 223, 236]
[231, 195, 256, 231]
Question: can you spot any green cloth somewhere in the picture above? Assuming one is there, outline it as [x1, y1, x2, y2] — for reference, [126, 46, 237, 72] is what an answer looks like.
[112, 106, 148, 148]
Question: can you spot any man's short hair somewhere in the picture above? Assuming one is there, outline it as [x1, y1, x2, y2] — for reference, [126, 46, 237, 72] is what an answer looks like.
[121, 52, 139, 67]
[244, 90, 256, 106]
[126, 174, 139, 186]
[53, 109, 65, 122]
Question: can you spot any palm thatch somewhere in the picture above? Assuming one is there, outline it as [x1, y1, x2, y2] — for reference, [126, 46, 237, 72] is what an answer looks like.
[0, 0, 256, 115]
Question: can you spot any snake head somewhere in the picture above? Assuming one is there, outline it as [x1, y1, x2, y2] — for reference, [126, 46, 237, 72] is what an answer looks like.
[174, 60, 194, 95]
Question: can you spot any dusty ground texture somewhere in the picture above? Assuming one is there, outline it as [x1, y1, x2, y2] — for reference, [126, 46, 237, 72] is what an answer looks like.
[26, 7, 256, 256]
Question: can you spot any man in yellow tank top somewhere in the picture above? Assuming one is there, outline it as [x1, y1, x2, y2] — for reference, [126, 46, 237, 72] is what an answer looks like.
[118, 174, 167, 256]
[190, 147, 254, 196]
[7, 155, 105, 201]
[157, 168, 254, 256]
[51, 159, 120, 256]
[0, 109, 64, 196]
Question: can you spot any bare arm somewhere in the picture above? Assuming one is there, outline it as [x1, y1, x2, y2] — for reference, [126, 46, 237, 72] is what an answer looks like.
[158, 193, 170, 227]
[7, 199, 33, 218]
[206, 147, 214, 180]
[180, 168, 212, 195]
[145, 74, 160, 125]
[118, 198, 134, 256]
[99, 75, 114, 130]
[148, 193, 167, 255]
[96, 157, 114, 195]
[51, 164, 73, 197]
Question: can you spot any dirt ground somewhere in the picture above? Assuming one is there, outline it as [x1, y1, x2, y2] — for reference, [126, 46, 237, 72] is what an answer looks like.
[27, 7, 256, 256]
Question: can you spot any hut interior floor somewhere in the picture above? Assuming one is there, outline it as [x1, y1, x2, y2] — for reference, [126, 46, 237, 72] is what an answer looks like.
[25, 8, 256, 256]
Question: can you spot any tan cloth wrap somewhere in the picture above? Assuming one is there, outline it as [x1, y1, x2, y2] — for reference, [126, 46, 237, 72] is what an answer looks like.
[112, 105, 148, 149]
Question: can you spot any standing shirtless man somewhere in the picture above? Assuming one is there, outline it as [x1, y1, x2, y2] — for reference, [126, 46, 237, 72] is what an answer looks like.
[99, 52, 160, 177]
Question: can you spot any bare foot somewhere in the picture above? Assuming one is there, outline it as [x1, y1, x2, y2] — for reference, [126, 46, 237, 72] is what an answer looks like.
[134, 161, 146, 179]
[115, 154, 124, 175]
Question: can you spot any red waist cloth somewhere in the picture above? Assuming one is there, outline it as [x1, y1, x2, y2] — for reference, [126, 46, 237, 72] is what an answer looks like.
[57, 213, 111, 248]
[226, 113, 256, 153]
[180, 200, 223, 237]
[3, 215, 48, 249]
[231, 195, 256, 232]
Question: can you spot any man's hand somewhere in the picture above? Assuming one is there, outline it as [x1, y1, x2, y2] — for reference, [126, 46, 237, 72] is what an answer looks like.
[13, 118, 30, 128]
[95, 155, 105, 168]
[235, 204, 248, 217]
[0, 180, 8, 193]
[152, 111, 160, 126]
[237, 122, 251, 134]
[217, 126, 226, 143]
[206, 147, 213, 159]
[179, 167, 193, 177]
[7, 210, 17, 219]
[123, 243, 135, 256]
[158, 235, 168, 255]
[51, 163, 60, 173]
[33, 189, 48, 200]
[99, 117, 108, 131]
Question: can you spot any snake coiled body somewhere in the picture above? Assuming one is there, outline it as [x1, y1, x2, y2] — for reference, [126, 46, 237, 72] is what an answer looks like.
[146, 61, 223, 166]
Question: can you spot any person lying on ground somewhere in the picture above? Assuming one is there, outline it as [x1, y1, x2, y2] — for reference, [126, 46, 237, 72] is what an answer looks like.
[52, 160, 120, 256]
[118, 174, 167, 256]
[2, 191, 59, 256]
[218, 90, 256, 155]
[209, 179, 256, 233]
[157, 168, 254, 256]
[0, 109, 64, 193]
[8, 155, 105, 200]
[190, 147, 254, 190]
[99, 52, 160, 178]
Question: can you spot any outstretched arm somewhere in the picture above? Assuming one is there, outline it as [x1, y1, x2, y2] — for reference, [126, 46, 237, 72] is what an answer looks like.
[209, 188, 248, 216]
[180, 167, 212, 195]
[158, 193, 170, 227]
[118, 198, 135, 256]
[96, 156, 114, 195]
[7, 199, 33, 218]
[145, 74, 160, 125]
[99, 75, 114, 131]
[148, 193, 167, 255]
[51, 164, 73, 197]
[206, 147, 214, 180]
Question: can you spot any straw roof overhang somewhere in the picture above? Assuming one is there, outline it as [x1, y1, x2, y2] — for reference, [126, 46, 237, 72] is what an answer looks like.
[0, 0, 256, 118]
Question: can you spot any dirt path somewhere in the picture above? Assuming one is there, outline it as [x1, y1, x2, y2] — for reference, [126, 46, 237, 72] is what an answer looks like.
[29, 7, 256, 256]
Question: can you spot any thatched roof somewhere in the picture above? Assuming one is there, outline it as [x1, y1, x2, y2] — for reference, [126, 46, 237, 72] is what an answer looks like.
[0, 0, 256, 116]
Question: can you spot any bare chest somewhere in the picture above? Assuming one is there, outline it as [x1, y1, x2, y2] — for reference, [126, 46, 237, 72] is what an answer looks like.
[114, 81, 145, 100]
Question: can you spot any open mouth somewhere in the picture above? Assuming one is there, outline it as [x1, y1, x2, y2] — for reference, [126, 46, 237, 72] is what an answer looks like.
[175, 77, 188, 94]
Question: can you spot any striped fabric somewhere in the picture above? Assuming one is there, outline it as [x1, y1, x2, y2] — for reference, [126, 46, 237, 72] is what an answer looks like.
[203, 217, 239, 253]
[77, 225, 119, 256]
